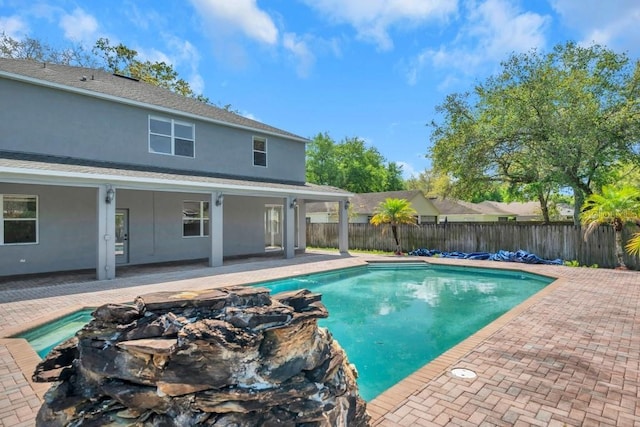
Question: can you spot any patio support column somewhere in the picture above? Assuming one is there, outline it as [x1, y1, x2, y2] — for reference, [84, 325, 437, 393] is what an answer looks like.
[338, 200, 349, 254]
[210, 192, 224, 267]
[284, 196, 296, 259]
[97, 185, 116, 280]
[297, 200, 307, 251]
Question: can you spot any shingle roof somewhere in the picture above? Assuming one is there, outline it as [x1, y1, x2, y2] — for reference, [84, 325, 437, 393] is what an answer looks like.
[306, 190, 424, 213]
[428, 198, 481, 215]
[304, 201, 339, 213]
[481, 201, 541, 216]
[0, 58, 307, 142]
[350, 190, 423, 213]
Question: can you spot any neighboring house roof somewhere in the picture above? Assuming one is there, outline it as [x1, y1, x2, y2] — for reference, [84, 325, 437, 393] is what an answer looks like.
[431, 199, 542, 218]
[0, 151, 350, 199]
[428, 198, 481, 215]
[350, 190, 425, 214]
[305, 201, 339, 213]
[306, 190, 429, 214]
[485, 201, 541, 217]
[0, 58, 307, 143]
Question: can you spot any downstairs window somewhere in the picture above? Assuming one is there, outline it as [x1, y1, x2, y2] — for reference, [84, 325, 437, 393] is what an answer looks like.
[183, 201, 209, 237]
[2, 195, 38, 244]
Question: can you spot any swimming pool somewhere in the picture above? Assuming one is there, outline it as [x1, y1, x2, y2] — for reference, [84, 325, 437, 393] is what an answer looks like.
[264, 263, 551, 400]
[19, 262, 552, 401]
[19, 309, 94, 358]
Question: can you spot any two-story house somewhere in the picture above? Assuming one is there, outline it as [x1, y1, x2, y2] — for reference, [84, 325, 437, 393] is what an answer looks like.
[0, 58, 351, 280]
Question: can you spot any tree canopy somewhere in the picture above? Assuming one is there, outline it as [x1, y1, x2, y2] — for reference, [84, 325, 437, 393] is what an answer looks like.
[429, 41, 640, 224]
[92, 38, 208, 102]
[305, 132, 405, 193]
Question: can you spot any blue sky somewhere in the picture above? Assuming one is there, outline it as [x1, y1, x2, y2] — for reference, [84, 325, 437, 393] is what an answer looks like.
[1, 1, 639, 178]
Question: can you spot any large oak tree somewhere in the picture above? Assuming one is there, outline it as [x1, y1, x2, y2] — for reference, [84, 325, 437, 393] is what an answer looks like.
[429, 42, 640, 223]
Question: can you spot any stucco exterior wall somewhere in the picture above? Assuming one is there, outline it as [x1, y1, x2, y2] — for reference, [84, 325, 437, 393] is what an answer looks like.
[223, 195, 285, 257]
[1, 79, 306, 183]
[409, 195, 440, 216]
[0, 183, 97, 276]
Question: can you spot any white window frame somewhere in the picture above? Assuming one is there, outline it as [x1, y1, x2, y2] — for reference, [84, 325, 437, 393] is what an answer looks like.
[253, 136, 267, 167]
[149, 116, 195, 158]
[1, 194, 38, 245]
[182, 200, 209, 238]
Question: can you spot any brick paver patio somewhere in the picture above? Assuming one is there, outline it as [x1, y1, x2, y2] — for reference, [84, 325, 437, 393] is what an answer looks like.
[0, 252, 638, 426]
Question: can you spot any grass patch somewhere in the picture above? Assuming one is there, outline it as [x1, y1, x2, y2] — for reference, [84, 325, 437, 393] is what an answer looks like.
[307, 246, 395, 256]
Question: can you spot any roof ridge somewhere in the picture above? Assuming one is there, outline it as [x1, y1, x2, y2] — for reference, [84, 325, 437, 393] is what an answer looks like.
[0, 57, 307, 142]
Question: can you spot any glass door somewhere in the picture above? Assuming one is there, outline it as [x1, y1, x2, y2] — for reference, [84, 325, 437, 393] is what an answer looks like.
[264, 205, 283, 251]
[115, 209, 129, 264]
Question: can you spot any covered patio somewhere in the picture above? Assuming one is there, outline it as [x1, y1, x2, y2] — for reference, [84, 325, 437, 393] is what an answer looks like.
[0, 154, 351, 280]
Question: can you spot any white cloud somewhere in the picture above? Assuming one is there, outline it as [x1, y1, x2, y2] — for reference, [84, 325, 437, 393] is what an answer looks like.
[301, 0, 458, 51]
[123, 3, 162, 31]
[404, 0, 549, 85]
[136, 35, 206, 95]
[0, 15, 28, 38]
[166, 36, 205, 94]
[466, 0, 549, 58]
[135, 46, 171, 64]
[283, 32, 316, 78]
[239, 110, 259, 121]
[549, 0, 640, 54]
[188, 74, 205, 96]
[396, 161, 418, 179]
[188, 0, 278, 45]
[58, 8, 99, 43]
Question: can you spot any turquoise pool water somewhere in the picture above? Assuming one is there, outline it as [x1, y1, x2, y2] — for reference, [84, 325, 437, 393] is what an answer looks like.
[264, 263, 551, 400]
[19, 309, 94, 358]
[19, 263, 552, 401]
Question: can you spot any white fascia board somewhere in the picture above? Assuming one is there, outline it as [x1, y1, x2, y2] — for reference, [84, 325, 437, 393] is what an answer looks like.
[0, 70, 309, 144]
[0, 166, 351, 201]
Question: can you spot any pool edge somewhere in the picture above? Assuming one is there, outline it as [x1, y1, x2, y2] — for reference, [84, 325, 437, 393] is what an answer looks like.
[367, 274, 567, 423]
[2, 304, 95, 339]
[0, 338, 50, 399]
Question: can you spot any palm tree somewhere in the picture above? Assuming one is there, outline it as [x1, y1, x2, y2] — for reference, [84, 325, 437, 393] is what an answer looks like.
[626, 230, 640, 257]
[370, 198, 417, 255]
[580, 185, 640, 269]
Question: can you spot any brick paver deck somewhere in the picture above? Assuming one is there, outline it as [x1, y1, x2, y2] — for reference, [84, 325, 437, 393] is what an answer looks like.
[0, 252, 638, 426]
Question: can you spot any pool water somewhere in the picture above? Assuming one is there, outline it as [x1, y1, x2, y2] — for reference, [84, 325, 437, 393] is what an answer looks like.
[19, 263, 552, 401]
[264, 264, 551, 400]
[19, 309, 94, 358]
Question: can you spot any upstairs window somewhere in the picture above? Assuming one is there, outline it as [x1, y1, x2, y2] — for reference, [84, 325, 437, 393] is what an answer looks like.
[149, 116, 195, 158]
[183, 201, 209, 237]
[253, 137, 267, 167]
[2, 195, 38, 245]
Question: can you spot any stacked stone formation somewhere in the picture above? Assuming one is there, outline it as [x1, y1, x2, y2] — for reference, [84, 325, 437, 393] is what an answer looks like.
[33, 286, 370, 426]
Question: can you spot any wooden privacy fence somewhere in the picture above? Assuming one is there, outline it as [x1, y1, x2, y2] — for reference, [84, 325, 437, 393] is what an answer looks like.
[306, 222, 640, 270]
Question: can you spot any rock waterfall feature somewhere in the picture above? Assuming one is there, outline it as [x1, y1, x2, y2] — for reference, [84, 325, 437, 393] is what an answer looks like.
[33, 286, 370, 426]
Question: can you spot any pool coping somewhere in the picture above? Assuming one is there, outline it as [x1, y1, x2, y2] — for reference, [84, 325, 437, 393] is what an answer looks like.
[0, 256, 566, 422]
